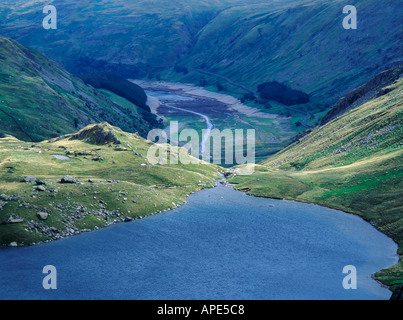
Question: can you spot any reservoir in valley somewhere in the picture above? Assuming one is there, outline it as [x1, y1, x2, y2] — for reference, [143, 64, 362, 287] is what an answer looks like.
[0, 182, 398, 300]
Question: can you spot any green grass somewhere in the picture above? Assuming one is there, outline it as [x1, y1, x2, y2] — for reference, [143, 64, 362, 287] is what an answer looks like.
[0, 36, 157, 141]
[0, 123, 220, 246]
[2, 0, 400, 149]
[229, 77, 403, 290]
[176, 0, 401, 110]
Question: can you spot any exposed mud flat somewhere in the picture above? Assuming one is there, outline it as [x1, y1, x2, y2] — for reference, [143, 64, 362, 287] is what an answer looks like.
[130, 80, 283, 120]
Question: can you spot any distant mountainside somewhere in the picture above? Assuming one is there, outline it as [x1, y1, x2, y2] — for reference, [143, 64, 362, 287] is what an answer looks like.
[0, 36, 159, 141]
[1, 0, 401, 116]
[229, 70, 403, 289]
[0, 0, 297, 76]
[177, 0, 402, 112]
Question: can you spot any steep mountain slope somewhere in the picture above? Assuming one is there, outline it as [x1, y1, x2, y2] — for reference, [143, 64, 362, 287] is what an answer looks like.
[0, 122, 220, 246]
[0, 36, 159, 141]
[177, 0, 402, 112]
[0, 0, 235, 76]
[0, 0, 300, 77]
[1, 0, 400, 114]
[321, 65, 403, 125]
[229, 71, 403, 289]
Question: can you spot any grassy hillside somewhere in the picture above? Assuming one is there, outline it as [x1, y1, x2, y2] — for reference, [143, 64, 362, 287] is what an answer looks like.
[1, 0, 400, 112]
[0, 36, 159, 141]
[176, 0, 402, 112]
[0, 123, 220, 246]
[321, 65, 403, 125]
[0, 0, 299, 76]
[0, 0, 235, 76]
[228, 72, 403, 289]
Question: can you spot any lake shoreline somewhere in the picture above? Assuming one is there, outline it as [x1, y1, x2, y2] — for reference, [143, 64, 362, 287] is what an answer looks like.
[1, 82, 398, 297]
[1, 178, 222, 248]
[139, 81, 400, 294]
[225, 180, 400, 293]
[0, 175, 397, 300]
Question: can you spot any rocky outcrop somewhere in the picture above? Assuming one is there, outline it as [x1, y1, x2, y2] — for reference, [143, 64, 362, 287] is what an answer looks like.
[0, 194, 9, 201]
[68, 123, 121, 145]
[22, 176, 37, 183]
[0, 194, 19, 201]
[321, 65, 403, 125]
[59, 175, 77, 184]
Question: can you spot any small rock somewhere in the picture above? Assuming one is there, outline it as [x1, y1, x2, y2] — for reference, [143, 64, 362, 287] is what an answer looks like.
[8, 216, 24, 224]
[36, 186, 46, 192]
[22, 176, 37, 183]
[36, 212, 49, 221]
[9, 242, 18, 247]
[59, 175, 77, 184]
[0, 201, 7, 210]
[9, 195, 19, 201]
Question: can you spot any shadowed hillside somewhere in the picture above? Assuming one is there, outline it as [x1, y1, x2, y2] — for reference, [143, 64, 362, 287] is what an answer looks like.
[1, 0, 401, 117]
[176, 0, 402, 113]
[0, 36, 160, 141]
[321, 64, 403, 125]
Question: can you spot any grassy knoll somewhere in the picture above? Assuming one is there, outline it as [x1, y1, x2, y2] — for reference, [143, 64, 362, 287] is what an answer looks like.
[229, 76, 403, 289]
[0, 123, 220, 246]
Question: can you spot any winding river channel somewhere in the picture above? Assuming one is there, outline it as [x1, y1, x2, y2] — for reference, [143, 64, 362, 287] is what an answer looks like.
[164, 104, 214, 156]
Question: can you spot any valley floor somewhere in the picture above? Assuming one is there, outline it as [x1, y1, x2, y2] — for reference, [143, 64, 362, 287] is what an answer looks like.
[132, 80, 297, 162]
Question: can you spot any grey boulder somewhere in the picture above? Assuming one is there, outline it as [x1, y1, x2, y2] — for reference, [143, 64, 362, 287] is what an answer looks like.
[59, 175, 77, 184]
[37, 212, 49, 221]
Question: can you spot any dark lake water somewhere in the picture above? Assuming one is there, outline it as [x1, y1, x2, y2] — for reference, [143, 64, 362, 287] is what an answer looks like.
[0, 183, 398, 300]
